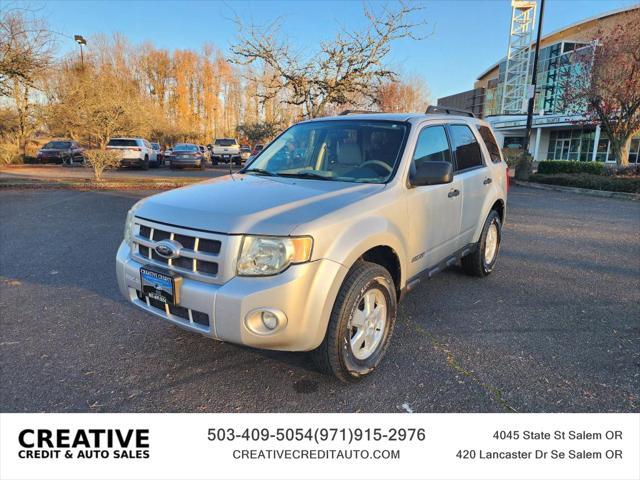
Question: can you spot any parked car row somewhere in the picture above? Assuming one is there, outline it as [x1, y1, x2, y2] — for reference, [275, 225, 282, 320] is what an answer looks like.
[35, 137, 269, 169]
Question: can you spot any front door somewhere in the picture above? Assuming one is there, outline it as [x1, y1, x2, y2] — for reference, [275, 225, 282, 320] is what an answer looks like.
[406, 124, 462, 278]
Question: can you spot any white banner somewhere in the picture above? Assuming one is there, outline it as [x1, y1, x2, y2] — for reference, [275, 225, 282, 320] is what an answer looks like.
[1, 413, 638, 480]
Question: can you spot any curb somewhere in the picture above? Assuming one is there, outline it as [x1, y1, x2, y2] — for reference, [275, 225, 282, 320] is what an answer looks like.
[0, 181, 191, 191]
[514, 180, 640, 201]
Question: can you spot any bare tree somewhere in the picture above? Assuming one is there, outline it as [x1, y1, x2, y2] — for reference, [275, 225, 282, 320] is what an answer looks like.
[47, 60, 148, 149]
[231, 2, 426, 118]
[236, 120, 282, 145]
[0, 6, 54, 97]
[561, 8, 640, 166]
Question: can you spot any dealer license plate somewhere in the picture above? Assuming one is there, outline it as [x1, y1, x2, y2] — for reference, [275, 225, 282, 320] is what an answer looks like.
[140, 266, 182, 305]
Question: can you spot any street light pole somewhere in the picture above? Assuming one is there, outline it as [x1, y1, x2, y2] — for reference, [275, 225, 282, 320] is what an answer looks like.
[524, 0, 545, 159]
[74, 35, 87, 67]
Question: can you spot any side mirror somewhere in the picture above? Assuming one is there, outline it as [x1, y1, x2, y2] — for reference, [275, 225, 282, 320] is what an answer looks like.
[409, 161, 453, 187]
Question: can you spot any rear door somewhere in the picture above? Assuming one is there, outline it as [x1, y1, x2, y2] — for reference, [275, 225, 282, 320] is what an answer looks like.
[448, 124, 490, 245]
[405, 123, 463, 277]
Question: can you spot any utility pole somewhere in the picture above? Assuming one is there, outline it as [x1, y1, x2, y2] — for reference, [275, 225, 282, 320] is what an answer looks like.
[524, 0, 545, 158]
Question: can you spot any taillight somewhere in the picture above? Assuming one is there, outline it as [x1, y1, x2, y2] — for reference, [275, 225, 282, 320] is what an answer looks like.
[131, 147, 142, 151]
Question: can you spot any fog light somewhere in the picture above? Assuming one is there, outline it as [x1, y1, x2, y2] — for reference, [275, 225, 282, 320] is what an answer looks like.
[261, 311, 278, 330]
[244, 308, 287, 335]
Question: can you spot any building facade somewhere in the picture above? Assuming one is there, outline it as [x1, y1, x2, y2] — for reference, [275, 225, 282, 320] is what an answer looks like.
[437, 5, 640, 164]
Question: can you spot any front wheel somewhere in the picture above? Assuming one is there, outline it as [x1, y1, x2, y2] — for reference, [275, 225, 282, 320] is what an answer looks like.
[461, 209, 502, 277]
[311, 260, 397, 382]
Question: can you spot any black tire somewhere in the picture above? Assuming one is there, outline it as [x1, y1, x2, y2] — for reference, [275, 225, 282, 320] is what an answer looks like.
[141, 155, 150, 170]
[461, 209, 502, 277]
[311, 260, 397, 382]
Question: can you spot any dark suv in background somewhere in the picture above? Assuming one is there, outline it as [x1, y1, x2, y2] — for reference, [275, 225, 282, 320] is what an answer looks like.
[37, 140, 84, 165]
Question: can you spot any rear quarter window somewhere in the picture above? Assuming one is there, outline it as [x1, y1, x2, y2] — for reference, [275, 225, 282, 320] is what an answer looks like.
[478, 125, 502, 163]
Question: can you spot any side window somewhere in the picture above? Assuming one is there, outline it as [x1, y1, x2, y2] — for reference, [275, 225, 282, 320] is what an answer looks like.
[449, 124, 484, 171]
[412, 126, 451, 169]
[478, 125, 502, 163]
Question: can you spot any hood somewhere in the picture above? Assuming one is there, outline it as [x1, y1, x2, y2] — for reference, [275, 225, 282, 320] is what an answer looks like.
[134, 174, 385, 235]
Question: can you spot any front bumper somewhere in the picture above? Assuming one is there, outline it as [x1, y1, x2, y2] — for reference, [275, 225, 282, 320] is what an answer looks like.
[116, 242, 347, 351]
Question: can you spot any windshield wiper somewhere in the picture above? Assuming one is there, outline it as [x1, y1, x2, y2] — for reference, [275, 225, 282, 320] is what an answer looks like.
[278, 171, 336, 181]
[243, 168, 279, 177]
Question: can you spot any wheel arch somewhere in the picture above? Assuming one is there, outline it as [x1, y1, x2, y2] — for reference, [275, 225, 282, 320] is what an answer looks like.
[471, 194, 506, 243]
[360, 246, 402, 300]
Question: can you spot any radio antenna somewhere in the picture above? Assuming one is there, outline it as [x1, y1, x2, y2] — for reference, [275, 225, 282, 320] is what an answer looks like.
[229, 157, 235, 180]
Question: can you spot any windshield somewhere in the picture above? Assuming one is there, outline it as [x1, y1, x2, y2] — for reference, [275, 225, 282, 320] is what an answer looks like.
[215, 139, 236, 146]
[44, 141, 71, 149]
[108, 139, 138, 147]
[243, 120, 408, 184]
[174, 144, 198, 152]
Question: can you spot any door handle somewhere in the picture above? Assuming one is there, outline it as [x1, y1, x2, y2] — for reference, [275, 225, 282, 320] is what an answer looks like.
[483, 177, 493, 185]
[448, 189, 460, 198]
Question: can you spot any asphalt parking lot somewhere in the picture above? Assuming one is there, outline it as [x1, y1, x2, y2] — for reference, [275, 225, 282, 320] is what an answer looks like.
[1, 186, 638, 413]
[0, 164, 233, 181]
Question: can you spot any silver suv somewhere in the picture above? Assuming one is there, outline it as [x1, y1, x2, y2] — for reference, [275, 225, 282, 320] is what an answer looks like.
[116, 109, 508, 381]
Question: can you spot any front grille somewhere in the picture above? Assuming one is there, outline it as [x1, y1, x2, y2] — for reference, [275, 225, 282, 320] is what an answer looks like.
[136, 290, 210, 328]
[131, 218, 226, 283]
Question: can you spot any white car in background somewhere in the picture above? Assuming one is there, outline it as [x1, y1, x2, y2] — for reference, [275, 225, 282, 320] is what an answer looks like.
[106, 138, 157, 169]
[211, 138, 241, 165]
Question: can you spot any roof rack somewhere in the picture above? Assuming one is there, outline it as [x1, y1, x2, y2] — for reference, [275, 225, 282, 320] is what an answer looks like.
[338, 109, 382, 116]
[425, 105, 475, 118]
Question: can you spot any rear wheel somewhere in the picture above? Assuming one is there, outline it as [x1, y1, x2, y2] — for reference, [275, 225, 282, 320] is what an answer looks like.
[462, 210, 502, 277]
[311, 260, 397, 382]
[141, 155, 149, 170]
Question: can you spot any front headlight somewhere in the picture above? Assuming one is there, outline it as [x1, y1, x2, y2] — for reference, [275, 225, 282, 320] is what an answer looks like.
[237, 236, 313, 276]
[123, 202, 142, 247]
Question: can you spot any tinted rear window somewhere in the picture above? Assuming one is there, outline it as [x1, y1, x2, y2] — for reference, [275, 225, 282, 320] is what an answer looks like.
[449, 125, 484, 171]
[215, 139, 236, 146]
[478, 125, 502, 163]
[174, 144, 198, 151]
[151, 143, 160, 149]
[44, 141, 71, 149]
[108, 139, 138, 147]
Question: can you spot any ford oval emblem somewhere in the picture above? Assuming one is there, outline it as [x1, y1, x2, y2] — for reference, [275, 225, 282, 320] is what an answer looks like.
[154, 240, 180, 259]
